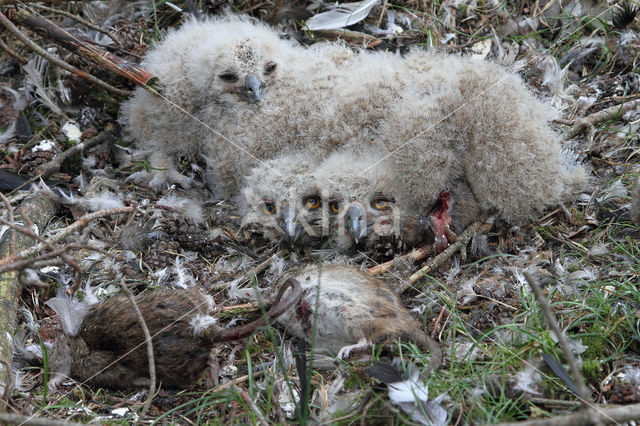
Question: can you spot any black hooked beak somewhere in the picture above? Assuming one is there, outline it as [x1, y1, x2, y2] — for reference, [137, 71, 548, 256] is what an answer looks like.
[346, 204, 367, 245]
[280, 203, 303, 244]
[244, 73, 264, 103]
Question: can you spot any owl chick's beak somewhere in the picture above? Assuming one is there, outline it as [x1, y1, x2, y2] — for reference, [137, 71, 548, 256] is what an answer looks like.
[346, 204, 368, 245]
[243, 73, 265, 103]
[280, 203, 303, 244]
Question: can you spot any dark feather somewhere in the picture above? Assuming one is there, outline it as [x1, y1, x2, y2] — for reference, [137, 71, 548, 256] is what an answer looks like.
[368, 361, 405, 384]
[612, 2, 638, 29]
[542, 353, 579, 396]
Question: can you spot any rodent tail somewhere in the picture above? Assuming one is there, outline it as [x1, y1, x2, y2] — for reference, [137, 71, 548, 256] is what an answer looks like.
[204, 278, 302, 344]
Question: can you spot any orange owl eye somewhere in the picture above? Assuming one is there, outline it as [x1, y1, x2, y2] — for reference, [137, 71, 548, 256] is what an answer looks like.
[264, 62, 277, 75]
[371, 199, 390, 210]
[262, 201, 275, 215]
[304, 196, 320, 209]
[219, 71, 238, 82]
[329, 201, 342, 214]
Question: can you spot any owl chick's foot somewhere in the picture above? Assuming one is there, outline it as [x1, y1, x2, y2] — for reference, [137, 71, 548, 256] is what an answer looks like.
[336, 337, 371, 360]
[147, 166, 193, 192]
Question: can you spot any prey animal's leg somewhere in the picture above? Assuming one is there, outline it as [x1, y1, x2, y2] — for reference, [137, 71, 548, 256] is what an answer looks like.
[337, 337, 371, 360]
[429, 190, 452, 253]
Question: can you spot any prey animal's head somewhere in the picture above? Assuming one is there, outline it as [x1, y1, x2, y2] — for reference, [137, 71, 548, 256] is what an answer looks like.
[315, 150, 401, 254]
[239, 153, 325, 248]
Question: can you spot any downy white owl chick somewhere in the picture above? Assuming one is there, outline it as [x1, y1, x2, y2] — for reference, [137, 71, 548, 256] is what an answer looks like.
[239, 152, 327, 247]
[382, 52, 587, 226]
[314, 149, 402, 254]
[275, 263, 442, 366]
[202, 43, 408, 198]
[120, 15, 299, 191]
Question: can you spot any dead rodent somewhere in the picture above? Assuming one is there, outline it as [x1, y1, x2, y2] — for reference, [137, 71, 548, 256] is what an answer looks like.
[46, 280, 301, 390]
[276, 264, 442, 370]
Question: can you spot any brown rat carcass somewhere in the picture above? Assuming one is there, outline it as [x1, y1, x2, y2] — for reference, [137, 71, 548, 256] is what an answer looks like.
[275, 264, 442, 370]
[45, 279, 301, 390]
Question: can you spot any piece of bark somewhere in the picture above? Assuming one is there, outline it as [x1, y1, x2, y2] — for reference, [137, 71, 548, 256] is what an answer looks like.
[8, 8, 159, 90]
[0, 191, 59, 402]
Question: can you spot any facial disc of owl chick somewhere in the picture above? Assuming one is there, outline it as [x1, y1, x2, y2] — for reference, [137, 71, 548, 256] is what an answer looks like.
[119, 15, 298, 191]
[314, 150, 403, 254]
[239, 153, 327, 248]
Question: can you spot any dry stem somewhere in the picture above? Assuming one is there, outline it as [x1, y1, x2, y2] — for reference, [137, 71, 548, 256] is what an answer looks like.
[523, 272, 592, 406]
[0, 9, 130, 97]
[119, 279, 155, 426]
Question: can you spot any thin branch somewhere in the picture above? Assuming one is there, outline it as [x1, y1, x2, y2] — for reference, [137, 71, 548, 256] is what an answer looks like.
[566, 99, 640, 140]
[0, 34, 27, 64]
[495, 401, 640, 426]
[404, 216, 493, 290]
[119, 279, 155, 426]
[7, 128, 115, 196]
[0, 9, 131, 97]
[368, 244, 434, 275]
[0, 412, 85, 426]
[523, 272, 592, 406]
[31, 3, 121, 46]
[0, 206, 136, 270]
[9, 7, 159, 89]
[230, 383, 269, 426]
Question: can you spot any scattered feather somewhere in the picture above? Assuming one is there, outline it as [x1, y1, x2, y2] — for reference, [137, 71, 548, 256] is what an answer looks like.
[172, 256, 197, 289]
[31, 139, 56, 153]
[306, 0, 379, 30]
[62, 121, 82, 141]
[541, 353, 580, 396]
[0, 120, 16, 144]
[597, 179, 628, 203]
[190, 314, 217, 335]
[23, 56, 64, 116]
[158, 194, 205, 224]
[45, 293, 91, 336]
[514, 362, 543, 395]
[369, 360, 448, 426]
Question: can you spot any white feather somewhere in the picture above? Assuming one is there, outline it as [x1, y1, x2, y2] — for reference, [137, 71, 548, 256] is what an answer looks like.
[44, 294, 91, 336]
[23, 56, 64, 116]
[189, 314, 217, 335]
[306, 0, 379, 30]
[0, 120, 16, 144]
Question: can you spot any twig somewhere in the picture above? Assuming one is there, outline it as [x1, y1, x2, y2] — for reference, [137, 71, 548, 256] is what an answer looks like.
[405, 216, 493, 289]
[523, 272, 592, 406]
[566, 99, 640, 141]
[0, 206, 135, 269]
[0, 34, 27, 64]
[9, 8, 158, 90]
[494, 401, 640, 426]
[0, 9, 131, 97]
[230, 383, 269, 426]
[368, 244, 434, 275]
[119, 279, 155, 426]
[0, 412, 85, 426]
[31, 3, 121, 46]
[8, 128, 116, 196]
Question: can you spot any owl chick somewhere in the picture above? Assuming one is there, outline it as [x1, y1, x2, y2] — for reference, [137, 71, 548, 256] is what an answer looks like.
[120, 15, 299, 191]
[203, 42, 407, 198]
[239, 152, 327, 247]
[275, 263, 441, 365]
[313, 149, 402, 254]
[384, 52, 588, 225]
